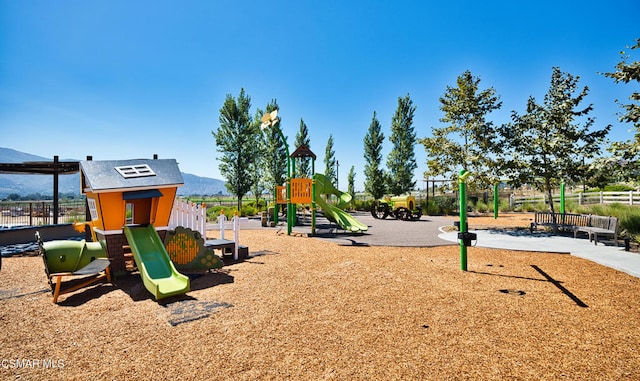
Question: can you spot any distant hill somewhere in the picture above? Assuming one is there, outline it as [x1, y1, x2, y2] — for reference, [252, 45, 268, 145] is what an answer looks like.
[178, 173, 227, 196]
[0, 147, 228, 198]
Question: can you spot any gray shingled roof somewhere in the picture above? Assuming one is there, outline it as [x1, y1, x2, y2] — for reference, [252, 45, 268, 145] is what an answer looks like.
[80, 159, 184, 192]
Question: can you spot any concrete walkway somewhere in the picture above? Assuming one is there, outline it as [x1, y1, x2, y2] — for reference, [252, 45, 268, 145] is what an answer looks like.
[438, 228, 640, 279]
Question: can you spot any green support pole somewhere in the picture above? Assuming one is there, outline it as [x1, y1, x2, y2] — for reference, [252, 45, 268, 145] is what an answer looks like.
[311, 158, 316, 236]
[560, 180, 566, 214]
[493, 183, 499, 219]
[289, 158, 296, 235]
[459, 169, 471, 271]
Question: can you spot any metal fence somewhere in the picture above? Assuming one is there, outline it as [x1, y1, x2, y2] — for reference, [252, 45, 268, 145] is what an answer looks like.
[0, 200, 86, 228]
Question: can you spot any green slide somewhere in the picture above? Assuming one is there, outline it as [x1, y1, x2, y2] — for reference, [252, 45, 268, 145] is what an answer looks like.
[313, 173, 368, 232]
[124, 224, 190, 300]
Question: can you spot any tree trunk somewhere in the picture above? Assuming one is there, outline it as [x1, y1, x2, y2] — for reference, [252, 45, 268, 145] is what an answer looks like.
[545, 178, 557, 231]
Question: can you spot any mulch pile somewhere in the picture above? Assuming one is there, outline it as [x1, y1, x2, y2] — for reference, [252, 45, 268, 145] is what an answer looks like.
[1, 214, 639, 380]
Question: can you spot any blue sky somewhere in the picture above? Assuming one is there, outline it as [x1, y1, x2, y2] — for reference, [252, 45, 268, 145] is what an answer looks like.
[1, 0, 638, 192]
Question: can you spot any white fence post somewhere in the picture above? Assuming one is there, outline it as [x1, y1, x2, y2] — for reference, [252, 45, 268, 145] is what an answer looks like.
[233, 213, 240, 260]
[217, 212, 227, 240]
[169, 198, 207, 238]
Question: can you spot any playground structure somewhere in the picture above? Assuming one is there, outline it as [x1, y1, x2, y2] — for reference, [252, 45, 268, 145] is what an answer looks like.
[79, 157, 192, 299]
[206, 211, 248, 260]
[370, 195, 422, 221]
[314, 173, 368, 232]
[37, 231, 111, 303]
[261, 110, 366, 235]
[36, 157, 230, 302]
[124, 224, 190, 300]
[274, 172, 368, 233]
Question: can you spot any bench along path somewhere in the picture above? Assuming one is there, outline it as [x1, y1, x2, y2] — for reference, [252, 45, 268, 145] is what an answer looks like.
[530, 212, 619, 246]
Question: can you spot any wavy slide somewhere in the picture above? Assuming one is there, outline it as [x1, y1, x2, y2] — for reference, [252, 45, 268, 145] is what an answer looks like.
[313, 173, 368, 233]
[124, 224, 190, 300]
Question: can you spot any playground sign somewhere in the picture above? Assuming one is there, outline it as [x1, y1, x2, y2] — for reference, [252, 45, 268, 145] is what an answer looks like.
[290, 178, 313, 204]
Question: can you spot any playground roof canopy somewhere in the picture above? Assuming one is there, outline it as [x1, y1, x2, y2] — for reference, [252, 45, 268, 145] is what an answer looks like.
[0, 160, 79, 175]
[80, 158, 184, 193]
[291, 144, 316, 160]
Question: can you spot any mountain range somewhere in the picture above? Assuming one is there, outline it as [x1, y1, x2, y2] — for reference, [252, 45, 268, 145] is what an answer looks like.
[0, 147, 228, 198]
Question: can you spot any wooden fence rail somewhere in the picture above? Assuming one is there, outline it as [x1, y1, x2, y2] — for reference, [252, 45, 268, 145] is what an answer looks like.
[510, 191, 640, 207]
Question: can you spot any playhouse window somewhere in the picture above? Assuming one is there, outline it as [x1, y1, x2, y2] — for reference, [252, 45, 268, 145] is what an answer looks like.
[115, 164, 156, 178]
[87, 198, 99, 221]
[125, 203, 134, 225]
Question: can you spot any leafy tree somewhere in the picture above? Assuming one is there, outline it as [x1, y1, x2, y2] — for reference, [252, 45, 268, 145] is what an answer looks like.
[418, 70, 502, 189]
[347, 165, 356, 209]
[387, 94, 417, 195]
[363, 111, 387, 199]
[4, 193, 21, 201]
[212, 88, 259, 211]
[499, 67, 611, 214]
[602, 38, 640, 182]
[324, 134, 337, 184]
[294, 118, 312, 178]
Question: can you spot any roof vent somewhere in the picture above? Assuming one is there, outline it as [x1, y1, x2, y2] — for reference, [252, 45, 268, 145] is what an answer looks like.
[115, 164, 156, 178]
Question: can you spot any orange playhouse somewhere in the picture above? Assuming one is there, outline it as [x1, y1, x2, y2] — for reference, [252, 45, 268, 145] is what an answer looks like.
[80, 157, 190, 299]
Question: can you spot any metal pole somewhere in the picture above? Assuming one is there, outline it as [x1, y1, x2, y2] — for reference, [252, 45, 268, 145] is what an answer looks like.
[311, 158, 316, 236]
[560, 180, 566, 214]
[459, 169, 471, 271]
[275, 127, 292, 235]
[494, 183, 499, 219]
[53, 156, 59, 224]
[290, 157, 296, 234]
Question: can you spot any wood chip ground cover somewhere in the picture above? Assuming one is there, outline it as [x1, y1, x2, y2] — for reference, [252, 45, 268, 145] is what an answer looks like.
[0, 215, 638, 380]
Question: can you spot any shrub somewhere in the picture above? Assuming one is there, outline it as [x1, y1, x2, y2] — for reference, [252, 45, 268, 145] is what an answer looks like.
[207, 206, 238, 220]
[475, 200, 489, 213]
[432, 196, 457, 215]
[515, 203, 536, 212]
[498, 199, 512, 212]
[422, 200, 441, 215]
[572, 203, 640, 244]
[354, 199, 373, 212]
[241, 204, 256, 217]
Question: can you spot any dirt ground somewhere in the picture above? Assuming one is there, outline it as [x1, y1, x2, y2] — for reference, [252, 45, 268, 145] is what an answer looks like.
[1, 214, 639, 380]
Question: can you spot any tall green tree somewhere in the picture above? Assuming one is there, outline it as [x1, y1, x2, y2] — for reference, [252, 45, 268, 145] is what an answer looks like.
[418, 70, 502, 189]
[363, 111, 387, 199]
[212, 88, 258, 211]
[294, 118, 312, 178]
[387, 94, 417, 195]
[603, 38, 640, 182]
[347, 165, 356, 209]
[499, 67, 611, 214]
[324, 134, 337, 184]
[261, 100, 287, 190]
